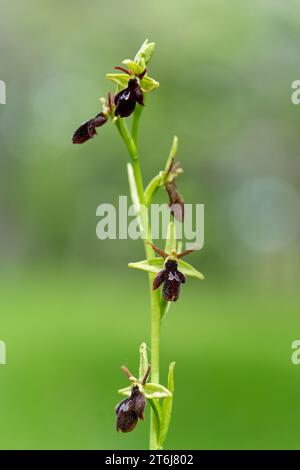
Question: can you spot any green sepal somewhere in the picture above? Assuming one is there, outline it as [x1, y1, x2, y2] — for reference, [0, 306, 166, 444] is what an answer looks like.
[129, 257, 205, 280]
[178, 259, 205, 280]
[106, 73, 129, 88]
[128, 257, 164, 274]
[140, 76, 160, 93]
[118, 382, 172, 400]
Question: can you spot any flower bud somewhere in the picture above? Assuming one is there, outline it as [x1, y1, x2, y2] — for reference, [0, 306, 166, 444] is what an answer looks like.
[166, 181, 184, 222]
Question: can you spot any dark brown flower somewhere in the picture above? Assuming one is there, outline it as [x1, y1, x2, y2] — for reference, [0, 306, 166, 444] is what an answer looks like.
[147, 242, 197, 302]
[153, 258, 185, 302]
[115, 386, 146, 433]
[114, 78, 144, 118]
[72, 112, 107, 144]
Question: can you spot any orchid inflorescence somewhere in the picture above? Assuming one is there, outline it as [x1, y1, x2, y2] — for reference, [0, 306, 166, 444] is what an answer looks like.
[72, 39, 204, 449]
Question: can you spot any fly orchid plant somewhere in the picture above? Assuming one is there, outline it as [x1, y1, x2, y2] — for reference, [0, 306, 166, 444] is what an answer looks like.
[72, 39, 204, 450]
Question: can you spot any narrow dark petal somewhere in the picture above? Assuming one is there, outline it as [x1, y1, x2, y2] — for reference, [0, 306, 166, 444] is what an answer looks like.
[178, 270, 186, 284]
[177, 248, 197, 259]
[146, 241, 168, 259]
[114, 66, 131, 75]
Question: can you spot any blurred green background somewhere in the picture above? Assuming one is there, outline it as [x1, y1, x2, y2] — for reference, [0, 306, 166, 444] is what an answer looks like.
[1, 0, 300, 450]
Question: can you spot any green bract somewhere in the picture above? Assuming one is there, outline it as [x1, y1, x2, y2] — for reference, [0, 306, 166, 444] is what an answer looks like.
[160, 362, 175, 447]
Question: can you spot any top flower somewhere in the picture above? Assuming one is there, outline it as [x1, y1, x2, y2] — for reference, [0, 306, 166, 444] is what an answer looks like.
[106, 39, 159, 117]
[72, 39, 159, 144]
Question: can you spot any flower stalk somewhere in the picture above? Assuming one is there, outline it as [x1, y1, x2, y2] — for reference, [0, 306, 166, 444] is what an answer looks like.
[114, 107, 162, 449]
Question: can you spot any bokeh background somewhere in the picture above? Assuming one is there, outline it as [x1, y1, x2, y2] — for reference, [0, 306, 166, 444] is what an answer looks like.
[1, 0, 300, 450]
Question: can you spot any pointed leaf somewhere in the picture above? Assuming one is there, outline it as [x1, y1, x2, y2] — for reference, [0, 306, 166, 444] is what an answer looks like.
[144, 383, 172, 399]
[128, 257, 164, 274]
[106, 73, 129, 88]
[140, 76, 160, 93]
[178, 259, 205, 280]
[159, 362, 175, 446]
[139, 342, 149, 381]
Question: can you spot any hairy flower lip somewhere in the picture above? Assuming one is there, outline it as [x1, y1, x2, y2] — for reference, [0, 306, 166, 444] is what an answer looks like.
[114, 78, 144, 118]
[146, 242, 199, 301]
[115, 385, 146, 433]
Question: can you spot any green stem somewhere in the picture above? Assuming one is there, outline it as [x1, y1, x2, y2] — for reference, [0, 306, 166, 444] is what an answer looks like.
[132, 103, 144, 144]
[114, 114, 162, 450]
